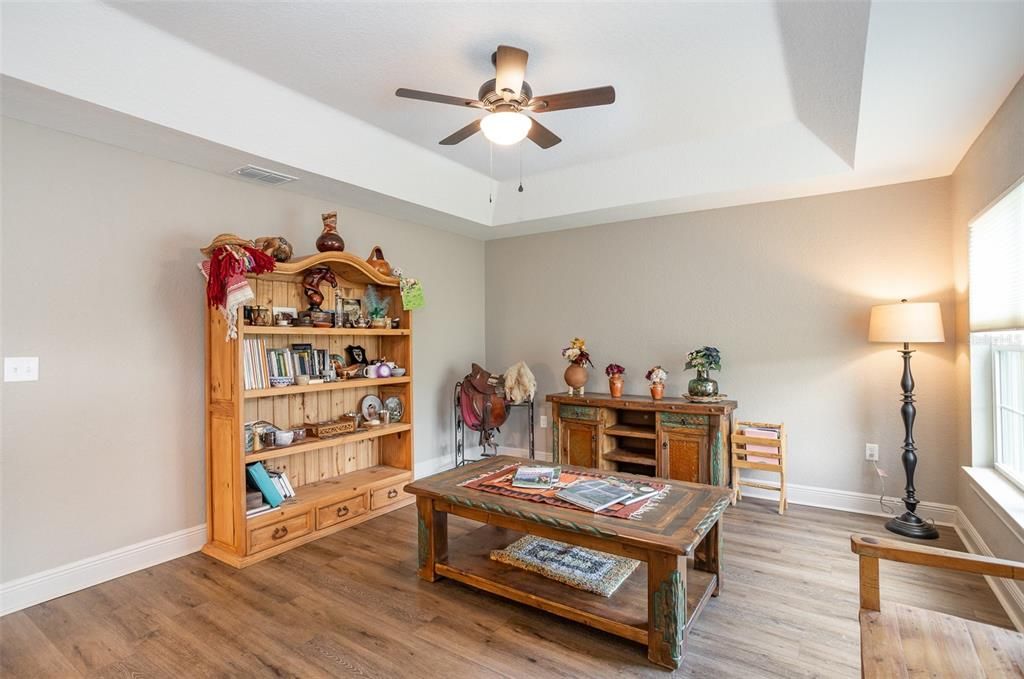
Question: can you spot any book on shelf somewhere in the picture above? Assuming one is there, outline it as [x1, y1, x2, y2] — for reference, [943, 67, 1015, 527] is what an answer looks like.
[242, 338, 270, 390]
[246, 503, 275, 518]
[246, 462, 283, 507]
[267, 469, 296, 499]
[555, 479, 633, 512]
[511, 465, 561, 489]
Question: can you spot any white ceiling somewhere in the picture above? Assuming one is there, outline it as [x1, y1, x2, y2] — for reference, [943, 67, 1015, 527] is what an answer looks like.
[2, 1, 1023, 239]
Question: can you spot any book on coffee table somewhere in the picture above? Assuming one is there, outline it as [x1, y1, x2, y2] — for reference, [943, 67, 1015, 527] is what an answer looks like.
[556, 479, 633, 512]
[511, 465, 561, 489]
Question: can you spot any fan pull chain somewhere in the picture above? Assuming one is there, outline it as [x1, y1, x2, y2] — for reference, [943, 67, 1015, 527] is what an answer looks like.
[489, 142, 494, 203]
[518, 143, 524, 193]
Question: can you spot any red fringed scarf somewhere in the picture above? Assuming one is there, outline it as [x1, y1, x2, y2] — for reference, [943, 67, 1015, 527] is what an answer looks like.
[205, 245, 276, 308]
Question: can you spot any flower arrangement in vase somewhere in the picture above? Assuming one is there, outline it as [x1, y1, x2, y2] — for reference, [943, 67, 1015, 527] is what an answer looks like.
[685, 346, 721, 397]
[561, 337, 593, 396]
[364, 285, 390, 328]
[645, 366, 668, 400]
[605, 363, 625, 398]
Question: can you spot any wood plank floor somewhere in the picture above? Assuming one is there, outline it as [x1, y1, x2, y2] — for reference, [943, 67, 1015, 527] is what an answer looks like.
[1, 499, 1013, 678]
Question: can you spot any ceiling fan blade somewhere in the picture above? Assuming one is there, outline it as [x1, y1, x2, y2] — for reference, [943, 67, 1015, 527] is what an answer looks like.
[528, 86, 616, 112]
[495, 45, 528, 100]
[396, 88, 484, 108]
[526, 118, 561, 149]
[439, 119, 482, 145]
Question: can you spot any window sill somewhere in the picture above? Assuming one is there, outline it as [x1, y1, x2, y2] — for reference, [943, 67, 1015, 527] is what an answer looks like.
[962, 466, 1024, 543]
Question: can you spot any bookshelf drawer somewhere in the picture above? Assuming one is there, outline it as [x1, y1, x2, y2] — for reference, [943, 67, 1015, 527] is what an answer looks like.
[370, 481, 408, 510]
[249, 513, 311, 553]
[316, 493, 368, 530]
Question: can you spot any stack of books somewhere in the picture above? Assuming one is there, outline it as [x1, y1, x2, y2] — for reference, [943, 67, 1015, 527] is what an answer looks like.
[511, 466, 561, 489]
[556, 478, 660, 512]
[245, 461, 296, 517]
[242, 338, 269, 390]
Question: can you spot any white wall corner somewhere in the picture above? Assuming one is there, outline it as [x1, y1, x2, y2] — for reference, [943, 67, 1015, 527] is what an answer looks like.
[0, 524, 206, 617]
[955, 507, 1024, 632]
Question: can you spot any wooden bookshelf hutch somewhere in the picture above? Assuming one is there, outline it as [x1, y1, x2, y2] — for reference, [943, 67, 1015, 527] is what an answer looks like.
[202, 251, 414, 568]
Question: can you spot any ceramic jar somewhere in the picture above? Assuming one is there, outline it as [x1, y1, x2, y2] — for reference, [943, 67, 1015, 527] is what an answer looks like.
[316, 211, 345, 252]
[564, 363, 588, 393]
[650, 382, 665, 400]
[687, 369, 719, 397]
[609, 375, 624, 398]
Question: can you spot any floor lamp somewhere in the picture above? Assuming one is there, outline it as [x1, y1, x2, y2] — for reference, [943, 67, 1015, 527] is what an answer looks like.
[868, 299, 945, 540]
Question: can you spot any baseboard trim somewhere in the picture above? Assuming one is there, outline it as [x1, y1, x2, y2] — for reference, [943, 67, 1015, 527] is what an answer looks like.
[0, 524, 206, 617]
[738, 481, 959, 526]
[954, 508, 1024, 631]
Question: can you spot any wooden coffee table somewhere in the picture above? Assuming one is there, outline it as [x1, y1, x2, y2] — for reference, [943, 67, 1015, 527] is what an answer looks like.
[404, 456, 732, 669]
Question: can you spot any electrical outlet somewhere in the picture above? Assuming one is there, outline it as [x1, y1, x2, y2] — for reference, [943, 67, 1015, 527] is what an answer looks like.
[4, 357, 39, 382]
[540, 415, 548, 429]
[865, 443, 879, 461]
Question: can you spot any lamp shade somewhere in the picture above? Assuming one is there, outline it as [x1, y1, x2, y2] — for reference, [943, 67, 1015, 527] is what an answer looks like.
[868, 301, 945, 343]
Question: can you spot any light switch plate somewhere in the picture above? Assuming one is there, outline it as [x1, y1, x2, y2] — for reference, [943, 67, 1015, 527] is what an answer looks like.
[540, 415, 548, 429]
[865, 443, 879, 461]
[4, 357, 39, 382]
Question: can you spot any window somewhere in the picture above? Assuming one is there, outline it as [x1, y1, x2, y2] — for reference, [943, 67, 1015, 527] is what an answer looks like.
[994, 342, 1024, 486]
[970, 177, 1024, 485]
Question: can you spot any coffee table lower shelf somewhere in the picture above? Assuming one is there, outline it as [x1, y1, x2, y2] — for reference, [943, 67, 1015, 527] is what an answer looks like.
[434, 525, 717, 646]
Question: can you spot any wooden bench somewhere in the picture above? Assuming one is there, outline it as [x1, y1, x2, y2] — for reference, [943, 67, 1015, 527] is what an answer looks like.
[851, 534, 1024, 677]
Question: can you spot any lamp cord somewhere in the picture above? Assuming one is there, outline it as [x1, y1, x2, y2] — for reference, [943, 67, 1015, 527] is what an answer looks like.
[874, 460, 937, 527]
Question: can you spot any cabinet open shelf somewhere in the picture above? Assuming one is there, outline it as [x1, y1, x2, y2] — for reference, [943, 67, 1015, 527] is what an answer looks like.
[605, 424, 657, 440]
[243, 325, 410, 336]
[604, 448, 658, 467]
[245, 422, 411, 463]
[247, 464, 410, 528]
[244, 375, 410, 399]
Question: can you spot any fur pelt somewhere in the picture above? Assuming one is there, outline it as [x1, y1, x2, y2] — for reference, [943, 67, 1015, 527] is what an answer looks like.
[503, 361, 537, 404]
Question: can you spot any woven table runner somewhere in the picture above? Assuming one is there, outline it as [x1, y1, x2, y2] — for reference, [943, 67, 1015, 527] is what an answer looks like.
[458, 463, 668, 520]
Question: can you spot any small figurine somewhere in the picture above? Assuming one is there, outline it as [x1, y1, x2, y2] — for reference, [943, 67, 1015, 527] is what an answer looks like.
[253, 236, 293, 262]
[302, 265, 337, 311]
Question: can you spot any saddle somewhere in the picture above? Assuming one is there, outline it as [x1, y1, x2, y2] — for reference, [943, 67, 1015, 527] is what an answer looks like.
[460, 364, 509, 453]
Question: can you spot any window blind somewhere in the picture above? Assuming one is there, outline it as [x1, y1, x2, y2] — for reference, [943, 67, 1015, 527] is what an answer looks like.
[970, 178, 1024, 332]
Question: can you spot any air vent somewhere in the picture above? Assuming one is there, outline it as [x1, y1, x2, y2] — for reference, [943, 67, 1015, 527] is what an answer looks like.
[231, 164, 297, 185]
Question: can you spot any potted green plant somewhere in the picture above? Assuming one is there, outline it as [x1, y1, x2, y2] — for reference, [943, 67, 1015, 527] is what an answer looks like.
[605, 363, 625, 397]
[645, 366, 668, 400]
[685, 346, 721, 397]
[364, 285, 390, 328]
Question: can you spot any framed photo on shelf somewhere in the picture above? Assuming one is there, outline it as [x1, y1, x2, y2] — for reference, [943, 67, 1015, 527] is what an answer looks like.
[341, 298, 361, 326]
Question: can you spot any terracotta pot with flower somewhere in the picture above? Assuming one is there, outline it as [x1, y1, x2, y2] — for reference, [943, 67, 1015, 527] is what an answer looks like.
[646, 366, 668, 400]
[605, 363, 625, 397]
[561, 337, 594, 395]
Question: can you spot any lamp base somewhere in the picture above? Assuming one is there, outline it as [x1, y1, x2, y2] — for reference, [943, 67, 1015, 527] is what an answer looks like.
[885, 511, 939, 540]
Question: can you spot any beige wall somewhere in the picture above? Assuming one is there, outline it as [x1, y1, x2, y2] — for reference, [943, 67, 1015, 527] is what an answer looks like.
[0, 118, 485, 581]
[486, 178, 957, 502]
[951, 77, 1024, 560]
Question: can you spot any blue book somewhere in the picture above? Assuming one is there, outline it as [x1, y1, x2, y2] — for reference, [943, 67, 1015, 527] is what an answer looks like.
[246, 462, 283, 508]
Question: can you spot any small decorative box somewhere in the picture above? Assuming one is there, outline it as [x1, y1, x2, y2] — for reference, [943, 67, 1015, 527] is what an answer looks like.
[307, 416, 357, 438]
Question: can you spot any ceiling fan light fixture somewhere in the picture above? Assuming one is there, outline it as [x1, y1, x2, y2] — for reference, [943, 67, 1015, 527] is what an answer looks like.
[480, 111, 532, 145]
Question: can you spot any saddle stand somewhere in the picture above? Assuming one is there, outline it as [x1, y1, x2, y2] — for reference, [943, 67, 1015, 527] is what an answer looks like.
[454, 364, 535, 467]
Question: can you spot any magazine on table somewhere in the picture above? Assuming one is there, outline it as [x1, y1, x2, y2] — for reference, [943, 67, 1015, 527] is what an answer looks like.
[555, 479, 633, 512]
[511, 465, 562, 489]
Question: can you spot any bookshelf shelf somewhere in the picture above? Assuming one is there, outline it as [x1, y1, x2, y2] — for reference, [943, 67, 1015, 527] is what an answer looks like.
[243, 325, 410, 337]
[203, 249, 414, 569]
[244, 376, 411, 399]
[245, 423, 412, 463]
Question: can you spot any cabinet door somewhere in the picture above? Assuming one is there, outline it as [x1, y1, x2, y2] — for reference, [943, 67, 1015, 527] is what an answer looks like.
[562, 420, 599, 468]
[660, 430, 709, 483]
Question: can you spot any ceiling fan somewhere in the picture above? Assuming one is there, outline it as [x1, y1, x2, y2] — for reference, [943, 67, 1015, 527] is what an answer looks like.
[395, 45, 615, 149]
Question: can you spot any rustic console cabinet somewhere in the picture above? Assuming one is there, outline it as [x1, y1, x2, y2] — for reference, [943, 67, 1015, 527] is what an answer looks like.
[546, 393, 737, 486]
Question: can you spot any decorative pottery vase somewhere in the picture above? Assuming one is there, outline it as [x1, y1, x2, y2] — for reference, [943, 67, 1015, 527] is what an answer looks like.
[370, 317, 389, 329]
[650, 383, 665, 400]
[609, 375, 624, 398]
[564, 363, 588, 395]
[688, 369, 719, 397]
[316, 211, 345, 252]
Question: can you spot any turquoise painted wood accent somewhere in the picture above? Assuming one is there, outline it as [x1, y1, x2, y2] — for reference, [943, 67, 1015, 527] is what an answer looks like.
[659, 412, 709, 428]
[711, 430, 723, 485]
[653, 569, 686, 664]
[552, 419, 560, 461]
[559, 404, 599, 421]
[417, 514, 428, 569]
